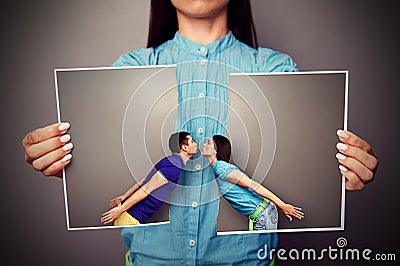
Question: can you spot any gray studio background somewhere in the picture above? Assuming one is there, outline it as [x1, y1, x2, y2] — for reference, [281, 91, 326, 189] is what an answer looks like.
[2, 0, 399, 265]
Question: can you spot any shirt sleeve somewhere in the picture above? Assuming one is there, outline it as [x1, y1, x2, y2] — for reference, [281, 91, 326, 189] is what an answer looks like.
[256, 47, 299, 73]
[111, 48, 156, 67]
[157, 163, 182, 184]
[212, 160, 238, 180]
[153, 170, 169, 185]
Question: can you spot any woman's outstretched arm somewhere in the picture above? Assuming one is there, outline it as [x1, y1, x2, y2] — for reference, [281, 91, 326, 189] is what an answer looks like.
[226, 170, 304, 221]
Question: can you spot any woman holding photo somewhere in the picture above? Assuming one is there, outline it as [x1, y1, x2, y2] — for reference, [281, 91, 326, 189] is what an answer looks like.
[22, 0, 379, 264]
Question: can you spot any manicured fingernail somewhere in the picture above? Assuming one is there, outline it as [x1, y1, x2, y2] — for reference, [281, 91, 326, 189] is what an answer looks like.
[339, 165, 348, 172]
[62, 142, 73, 151]
[336, 143, 347, 151]
[59, 122, 70, 132]
[61, 153, 72, 162]
[60, 134, 71, 143]
[336, 153, 346, 160]
[337, 129, 348, 139]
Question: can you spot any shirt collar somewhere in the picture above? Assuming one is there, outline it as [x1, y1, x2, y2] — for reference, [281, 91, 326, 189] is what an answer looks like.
[177, 153, 188, 165]
[172, 30, 237, 56]
[212, 159, 219, 170]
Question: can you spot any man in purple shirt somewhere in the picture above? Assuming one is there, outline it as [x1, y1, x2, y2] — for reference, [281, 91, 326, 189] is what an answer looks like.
[100, 131, 198, 225]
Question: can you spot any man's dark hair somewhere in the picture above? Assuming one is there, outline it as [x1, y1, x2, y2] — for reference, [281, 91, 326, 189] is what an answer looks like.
[147, 0, 258, 49]
[213, 135, 231, 163]
[169, 131, 190, 153]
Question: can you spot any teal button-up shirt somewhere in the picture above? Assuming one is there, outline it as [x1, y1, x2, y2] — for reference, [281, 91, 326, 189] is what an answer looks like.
[113, 31, 297, 265]
[213, 159, 263, 217]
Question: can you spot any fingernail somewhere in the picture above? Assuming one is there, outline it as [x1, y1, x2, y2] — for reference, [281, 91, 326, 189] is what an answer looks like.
[337, 129, 348, 139]
[336, 143, 347, 151]
[61, 153, 72, 162]
[336, 153, 346, 160]
[62, 142, 73, 151]
[60, 134, 71, 143]
[58, 122, 70, 132]
[339, 165, 348, 172]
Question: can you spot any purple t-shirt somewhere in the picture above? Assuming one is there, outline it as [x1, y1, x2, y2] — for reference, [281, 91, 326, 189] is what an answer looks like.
[124, 153, 185, 223]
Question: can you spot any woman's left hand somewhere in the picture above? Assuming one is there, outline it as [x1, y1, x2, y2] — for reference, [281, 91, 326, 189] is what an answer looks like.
[336, 129, 379, 191]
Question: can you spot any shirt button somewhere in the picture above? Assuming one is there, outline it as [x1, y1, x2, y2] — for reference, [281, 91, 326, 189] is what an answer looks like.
[192, 201, 198, 208]
[198, 93, 205, 99]
[199, 47, 206, 53]
[195, 164, 202, 170]
[200, 60, 207, 66]
[189, 240, 196, 246]
[198, 128, 203, 134]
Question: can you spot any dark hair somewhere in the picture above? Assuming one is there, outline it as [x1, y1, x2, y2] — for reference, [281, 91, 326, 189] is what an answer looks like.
[147, 0, 258, 49]
[213, 135, 231, 163]
[169, 131, 190, 153]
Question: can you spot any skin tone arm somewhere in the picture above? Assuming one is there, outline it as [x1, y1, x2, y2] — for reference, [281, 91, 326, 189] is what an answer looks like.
[108, 177, 147, 208]
[225, 169, 304, 221]
[100, 171, 168, 224]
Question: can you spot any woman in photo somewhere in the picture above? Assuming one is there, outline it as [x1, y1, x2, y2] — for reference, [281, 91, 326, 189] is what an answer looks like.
[202, 135, 304, 230]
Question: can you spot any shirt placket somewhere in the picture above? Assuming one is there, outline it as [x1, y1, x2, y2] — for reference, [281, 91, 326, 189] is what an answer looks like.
[172, 46, 213, 265]
[189, 46, 210, 265]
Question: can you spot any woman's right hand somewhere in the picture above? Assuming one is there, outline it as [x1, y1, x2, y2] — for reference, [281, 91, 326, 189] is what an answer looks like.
[22, 122, 73, 178]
